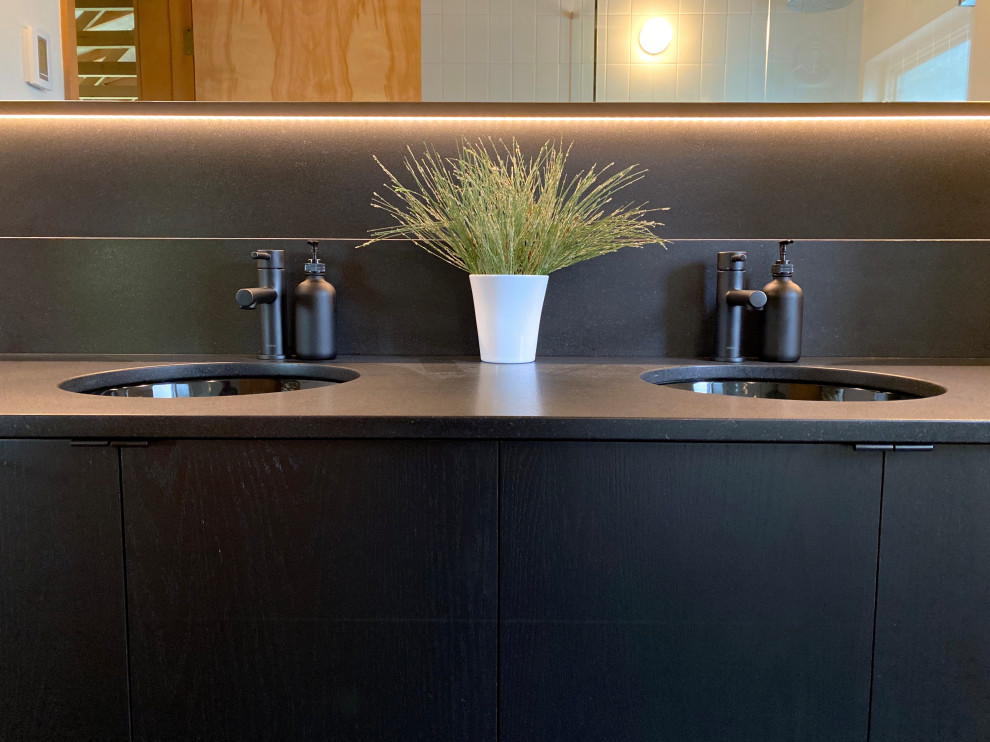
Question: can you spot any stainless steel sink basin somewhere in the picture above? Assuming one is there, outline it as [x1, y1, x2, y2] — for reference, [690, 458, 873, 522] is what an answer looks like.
[60, 362, 359, 398]
[642, 365, 945, 401]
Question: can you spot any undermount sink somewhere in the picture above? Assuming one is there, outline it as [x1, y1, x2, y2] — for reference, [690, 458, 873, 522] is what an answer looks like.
[59, 362, 359, 398]
[642, 365, 946, 402]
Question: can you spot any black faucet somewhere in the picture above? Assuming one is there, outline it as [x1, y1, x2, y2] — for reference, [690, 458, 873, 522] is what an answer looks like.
[713, 251, 767, 363]
[236, 249, 286, 360]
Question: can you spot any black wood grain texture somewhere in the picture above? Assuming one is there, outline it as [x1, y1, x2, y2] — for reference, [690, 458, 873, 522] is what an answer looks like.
[0, 440, 128, 742]
[500, 441, 881, 742]
[872, 446, 990, 742]
[121, 439, 497, 742]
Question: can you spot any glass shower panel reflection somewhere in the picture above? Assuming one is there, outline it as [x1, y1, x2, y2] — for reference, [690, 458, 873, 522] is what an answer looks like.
[594, 0, 980, 103]
[765, 0, 864, 103]
[595, 0, 868, 103]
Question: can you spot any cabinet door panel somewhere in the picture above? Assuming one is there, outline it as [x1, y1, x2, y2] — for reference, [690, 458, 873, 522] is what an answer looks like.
[0, 440, 128, 742]
[123, 439, 496, 742]
[501, 441, 881, 742]
[872, 446, 990, 742]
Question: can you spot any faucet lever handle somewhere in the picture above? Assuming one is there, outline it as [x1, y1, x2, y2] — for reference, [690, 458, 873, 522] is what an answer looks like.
[717, 250, 748, 271]
[248, 249, 284, 268]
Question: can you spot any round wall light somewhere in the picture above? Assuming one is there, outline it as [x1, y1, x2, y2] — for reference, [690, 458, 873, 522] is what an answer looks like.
[639, 17, 673, 55]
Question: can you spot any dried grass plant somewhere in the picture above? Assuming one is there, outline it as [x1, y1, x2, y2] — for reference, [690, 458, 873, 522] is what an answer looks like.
[362, 139, 668, 275]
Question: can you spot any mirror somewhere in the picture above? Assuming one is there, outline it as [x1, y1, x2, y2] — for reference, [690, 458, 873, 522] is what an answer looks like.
[1, 0, 986, 103]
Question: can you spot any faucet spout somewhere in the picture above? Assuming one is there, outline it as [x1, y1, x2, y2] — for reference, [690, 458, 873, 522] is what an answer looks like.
[726, 289, 767, 309]
[236, 250, 286, 360]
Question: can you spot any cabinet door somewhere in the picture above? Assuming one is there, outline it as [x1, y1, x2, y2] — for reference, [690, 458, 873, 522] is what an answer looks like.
[122, 439, 497, 742]
[501, 441, 881, 742]
[872, 446, 990, 742]
[0, 440, 129, 742]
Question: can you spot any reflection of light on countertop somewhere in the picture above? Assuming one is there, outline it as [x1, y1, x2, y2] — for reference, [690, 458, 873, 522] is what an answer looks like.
[474, 362, 544, 417]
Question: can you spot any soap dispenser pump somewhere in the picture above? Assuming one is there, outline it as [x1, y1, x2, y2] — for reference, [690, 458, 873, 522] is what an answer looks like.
[760, 239, 803, 362]
[293, 240, 337, 360]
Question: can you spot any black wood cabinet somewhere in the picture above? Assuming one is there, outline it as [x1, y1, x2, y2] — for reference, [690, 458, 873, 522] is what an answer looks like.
[0, 440, 129, 742]
[120, 439, 498, 742]
[500, 441, 882, 742]
[872, 446, 990, 742]
[11, 433, 987, 742]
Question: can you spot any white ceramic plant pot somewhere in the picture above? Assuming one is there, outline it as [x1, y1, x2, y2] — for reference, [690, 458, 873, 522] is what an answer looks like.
[469, 274, 549, 364]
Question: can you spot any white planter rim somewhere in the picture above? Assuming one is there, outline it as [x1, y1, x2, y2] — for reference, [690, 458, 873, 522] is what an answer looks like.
[468, 273, 549, 278]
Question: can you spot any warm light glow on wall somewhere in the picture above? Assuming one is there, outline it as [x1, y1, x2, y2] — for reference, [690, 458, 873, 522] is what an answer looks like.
[639, 18, 673, 55]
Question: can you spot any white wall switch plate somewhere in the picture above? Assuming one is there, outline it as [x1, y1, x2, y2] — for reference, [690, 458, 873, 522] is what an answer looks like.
[23, 26, 54, 91]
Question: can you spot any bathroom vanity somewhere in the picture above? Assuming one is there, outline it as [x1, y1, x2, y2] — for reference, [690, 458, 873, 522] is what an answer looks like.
[2, 98, 990, 742]
[3, 356, 990, 742]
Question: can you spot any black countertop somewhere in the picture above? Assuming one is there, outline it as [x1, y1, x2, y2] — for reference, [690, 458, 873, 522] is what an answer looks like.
[3, 355, 990, 443]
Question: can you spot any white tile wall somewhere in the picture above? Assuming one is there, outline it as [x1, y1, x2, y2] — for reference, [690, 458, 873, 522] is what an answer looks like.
[700, 62, 725, 99]
[422, 63, 444, 99]
[536, 15, 561, 63]
[421, 0, 597, 101]
[443, 63, 467, 100]
[512, 63, 536, 100]
[725, 12, 751, 61]
[422, 15, 444, 64]
[676, 63, 702, 100]
[423, 0, 864, 102]
[465, 15, 490, 63]
[465, 63, 490, 98]
[629, 63, 655, 100]
[605, 63, 631, 99]
[489, 63, 513, 100]
[724, 58, 749, 99]
[676, 14, 704, 63]
[442, 14, 467, 62]
[512, 14, 538, 63]
[489, 15, 513, 63]
[536, 62, 560, 100]
[702, 13, 728, 64]
[749, 63, 767, 99]
[655, 62, 677, 97]
[606, 15, 633, 63]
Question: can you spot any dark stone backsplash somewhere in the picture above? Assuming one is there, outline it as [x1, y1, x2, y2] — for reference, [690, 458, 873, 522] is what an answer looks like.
[1, 103, 989, 242]
[1, 237, 987, 358]
[1, 103, 988, 358]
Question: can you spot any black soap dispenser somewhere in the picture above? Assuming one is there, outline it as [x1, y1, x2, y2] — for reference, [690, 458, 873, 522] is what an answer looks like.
[294, 240, 336, 360]
[761, 239, 803, 362]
